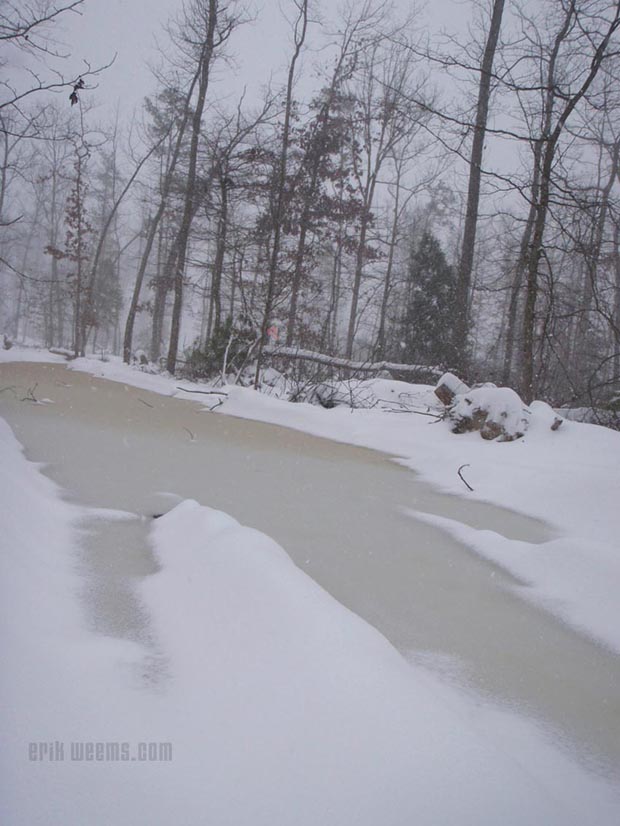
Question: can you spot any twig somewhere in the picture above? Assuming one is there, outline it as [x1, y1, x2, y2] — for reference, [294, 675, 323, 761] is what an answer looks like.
[233, 335, 261, 385]
[176, 386, 227, 396]
[183, 426, 196, 441]
[21, 383, 39, 403]
[0, 385, 17, 396]
[137, 397, 154, 408]
[206, 398, 224, 412]
[379, 403, 443, 419]
[457, 464, 474, 492]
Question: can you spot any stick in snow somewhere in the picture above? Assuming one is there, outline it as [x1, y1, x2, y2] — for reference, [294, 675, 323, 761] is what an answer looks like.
[457, 464, 474, 492]
[176, 386, 227, 396]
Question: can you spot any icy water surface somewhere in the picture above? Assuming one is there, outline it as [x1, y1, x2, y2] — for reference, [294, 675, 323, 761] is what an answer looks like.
[1, 361, 619, 779]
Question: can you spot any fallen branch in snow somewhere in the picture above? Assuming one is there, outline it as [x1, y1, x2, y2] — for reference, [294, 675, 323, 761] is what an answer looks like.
[183, 427, 196, 442]
[387, 405, 443, 419]
[137, 397, 154, 409]
[0, 385, 17, 397]
[457, 464, 474, 492]
[176, 386, 227, 396]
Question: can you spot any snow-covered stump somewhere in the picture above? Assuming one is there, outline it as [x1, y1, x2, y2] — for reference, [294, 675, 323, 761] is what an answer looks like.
[434, 372, 470, 406]
[435, 374, 531, 442]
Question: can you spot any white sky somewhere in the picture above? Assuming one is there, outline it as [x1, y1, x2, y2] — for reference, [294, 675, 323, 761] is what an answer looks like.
[60, 0, 472, 121]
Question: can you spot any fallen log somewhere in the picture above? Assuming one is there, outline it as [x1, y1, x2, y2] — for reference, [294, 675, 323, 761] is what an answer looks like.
[264, 345, 444, 379]
[48, 347, 76, 360]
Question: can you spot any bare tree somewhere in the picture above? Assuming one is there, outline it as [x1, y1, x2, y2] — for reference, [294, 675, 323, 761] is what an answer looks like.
[253, 0, 309, 387]
[521, 1, 620, 401]
[0, 0, 111, 113]
[123, 78, 200, 363]
[344, 32, 423, 359]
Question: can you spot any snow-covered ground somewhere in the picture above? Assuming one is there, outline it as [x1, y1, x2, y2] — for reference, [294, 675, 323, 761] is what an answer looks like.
[1, 407, 619, 824]
[7, 347, 615, 654]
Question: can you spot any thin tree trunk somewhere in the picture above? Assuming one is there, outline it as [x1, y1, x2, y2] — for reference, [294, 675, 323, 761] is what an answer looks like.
[453, 0, 505, 372]
[151, 238, 178, 363]
[501, 146, 542, 384]
[375, 166, 403, 360]
[77, 138, 161, 360]
[167, 0, 220, 374]
[613, 220, 620, 381]
[345, 189, 374, 359]
[574, 139, 620, 361]
[253, 0, 309, 387]
[206, 170, 229, 342]
[123, 72, 201, 364]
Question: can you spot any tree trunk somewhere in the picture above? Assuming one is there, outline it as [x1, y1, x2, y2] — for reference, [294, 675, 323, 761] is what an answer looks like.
[375, 161, 403, 360]
[452, 0, 505, 372]
[167, 0, 220, 374]
[206, 169, 229, 342]
[253, 0, 309, 387]
[123, 68, 202, 364]
[501, 143, 542, 385]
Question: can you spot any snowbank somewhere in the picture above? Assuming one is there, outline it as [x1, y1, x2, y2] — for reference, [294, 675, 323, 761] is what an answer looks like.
[0, 417, 154, 825]
[141, 499, 620, 824]
[410, 510, 620, 653]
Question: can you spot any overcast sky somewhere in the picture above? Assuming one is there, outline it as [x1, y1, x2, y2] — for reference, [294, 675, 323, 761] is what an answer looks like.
[60, 0, 472, 122]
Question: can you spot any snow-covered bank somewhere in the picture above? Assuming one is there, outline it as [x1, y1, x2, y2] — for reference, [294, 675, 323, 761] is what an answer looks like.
[3, 412, 619, 823]
[10, 348, 615, 654]
[140, 498, 620, 824]
[0, 417, 153, 824]
[409, 510, 620, 653]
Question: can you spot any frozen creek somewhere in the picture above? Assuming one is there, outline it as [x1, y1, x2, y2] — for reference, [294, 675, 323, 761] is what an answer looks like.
[1, 360, 619, 779]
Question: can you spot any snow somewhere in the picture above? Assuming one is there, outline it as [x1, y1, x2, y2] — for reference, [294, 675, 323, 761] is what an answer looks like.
[0, 347, 67, 364]
[437, 370, 470, 396]
[409, 510, 620, 653]
[0, 416, 150, 823]
[2, 423, 619, 823]
[141, 499, 620, 824]
[2, 346, 619, 656]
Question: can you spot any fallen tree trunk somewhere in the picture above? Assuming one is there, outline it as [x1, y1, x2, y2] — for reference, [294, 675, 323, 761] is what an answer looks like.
[264, 345, 444, 379]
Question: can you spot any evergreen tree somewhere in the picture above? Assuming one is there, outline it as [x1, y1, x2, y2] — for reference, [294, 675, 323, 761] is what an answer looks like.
[398, 231, 456, 367]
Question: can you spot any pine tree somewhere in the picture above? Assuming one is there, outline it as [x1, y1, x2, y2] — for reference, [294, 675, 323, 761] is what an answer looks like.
[398, 231, 455, 367]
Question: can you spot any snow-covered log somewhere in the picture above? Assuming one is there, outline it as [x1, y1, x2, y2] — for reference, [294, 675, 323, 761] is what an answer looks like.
[48, 347, 76, 360]
[264, 345, 443, 379]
